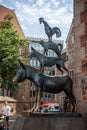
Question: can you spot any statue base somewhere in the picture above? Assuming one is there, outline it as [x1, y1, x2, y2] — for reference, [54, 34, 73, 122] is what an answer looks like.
[12, 112, 87, 130]
[22, 110, 82, 116]
[22, 110, 31, 116]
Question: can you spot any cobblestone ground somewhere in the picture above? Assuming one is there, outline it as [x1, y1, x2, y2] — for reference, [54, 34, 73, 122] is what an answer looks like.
[9, 114, 22, 130]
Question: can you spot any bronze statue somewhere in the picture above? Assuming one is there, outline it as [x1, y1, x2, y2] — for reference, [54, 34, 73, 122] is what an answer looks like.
[13, 17, 77, 114]
[13, 60, 77, 112]
[30, 47, 68, 75]
[39, 17, 61, 41]
[31, 40, 63, 57]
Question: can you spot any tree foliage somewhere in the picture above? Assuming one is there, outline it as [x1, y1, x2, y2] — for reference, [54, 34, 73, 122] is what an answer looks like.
[0, 14, 28, 91]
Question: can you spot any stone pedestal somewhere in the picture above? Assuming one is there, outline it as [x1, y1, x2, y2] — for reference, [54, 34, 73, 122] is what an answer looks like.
[12, 112, 87, 130]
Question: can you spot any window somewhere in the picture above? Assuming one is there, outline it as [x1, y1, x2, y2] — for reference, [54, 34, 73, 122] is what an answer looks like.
[37, 60, 40, 67]
[33, 90, 35, 97]
[45, 93, 47, 98]
[0, 88, 4, 96]
[69, 70, 74, 80]
[30, 82, 33, 86]
[52, 94, 55, 99]
[30, 90, 32, 98]
[69, 50, 74, 63]
[85, 2, 87, 9]
[48, 93, 51, 98]
[30, 59, 37, 66]
[71, 34, 74, 44]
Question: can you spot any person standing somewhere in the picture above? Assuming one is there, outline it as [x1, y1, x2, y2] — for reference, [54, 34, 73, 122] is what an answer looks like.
[2, 101, 10, 130]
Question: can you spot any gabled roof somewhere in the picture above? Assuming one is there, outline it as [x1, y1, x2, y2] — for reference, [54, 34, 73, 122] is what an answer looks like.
[0, 4, 12, 11]
[0, 96, 17, 102]
[0, 5, 25, 38]
[66, 19, 74, 43]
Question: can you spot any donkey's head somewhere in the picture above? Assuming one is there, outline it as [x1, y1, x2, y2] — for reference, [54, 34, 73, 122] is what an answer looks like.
[39, 17, 44, 24]
[13, 60, 26, 83]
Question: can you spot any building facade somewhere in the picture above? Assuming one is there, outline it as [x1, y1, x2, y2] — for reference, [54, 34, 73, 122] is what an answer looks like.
[74, 0, 87, 114]
[66, 0, 87, 114]
[0, 5, 25, 38]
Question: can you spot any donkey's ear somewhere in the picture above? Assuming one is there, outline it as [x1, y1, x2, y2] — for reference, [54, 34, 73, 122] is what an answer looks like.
[18, 59, 26, 69]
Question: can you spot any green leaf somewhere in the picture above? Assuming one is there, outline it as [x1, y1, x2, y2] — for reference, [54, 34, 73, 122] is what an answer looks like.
[0, 13, 28, 92]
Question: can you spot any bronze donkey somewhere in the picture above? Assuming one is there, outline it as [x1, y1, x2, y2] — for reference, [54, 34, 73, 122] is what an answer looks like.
[13, 60, 77, 112]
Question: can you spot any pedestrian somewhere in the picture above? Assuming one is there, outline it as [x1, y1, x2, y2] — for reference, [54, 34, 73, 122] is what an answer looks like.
[2, 101, 11, 130]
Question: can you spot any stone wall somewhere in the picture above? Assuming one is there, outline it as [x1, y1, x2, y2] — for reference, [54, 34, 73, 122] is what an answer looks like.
[13, 81, 31, 113]
[12, 115, 87, 130]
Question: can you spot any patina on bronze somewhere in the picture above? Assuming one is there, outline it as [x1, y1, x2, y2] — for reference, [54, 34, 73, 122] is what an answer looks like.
[39, 17, 61, 41]
[31, 40, 63, 57]
[30, 47, 68, 75]
[13, 60, 77, 113]
[13, 17, 77, 114]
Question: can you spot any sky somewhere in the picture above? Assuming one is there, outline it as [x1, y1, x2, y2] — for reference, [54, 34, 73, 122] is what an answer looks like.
[0, 0, 73, 44]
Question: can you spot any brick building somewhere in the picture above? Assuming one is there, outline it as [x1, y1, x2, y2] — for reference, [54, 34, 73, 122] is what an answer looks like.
[0, 5, 30, 113]
[66, 0, 87, 114]
[0, 5, 24, 38]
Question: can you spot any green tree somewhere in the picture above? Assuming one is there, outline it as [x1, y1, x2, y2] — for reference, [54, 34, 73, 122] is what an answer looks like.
[0, 14, 28, 92]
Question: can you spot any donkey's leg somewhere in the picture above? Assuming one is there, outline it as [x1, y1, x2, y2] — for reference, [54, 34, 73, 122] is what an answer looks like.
[40, 65, 44, 73]
[31, 89, 38, 112]
[63, 66, 68, 74]
[43, 49, 48, 55]
[69, 92, 77, 112]
[43, 50, 45, 55]
[48, 35, 51, 41]
[46, 50, 48, 55]
[34, 89, 42, 112]
[56, 65, 63, 75]
[64, 90, 77, 112]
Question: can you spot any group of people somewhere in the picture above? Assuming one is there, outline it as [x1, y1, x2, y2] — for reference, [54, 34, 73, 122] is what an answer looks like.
[1, 101, 10, 130]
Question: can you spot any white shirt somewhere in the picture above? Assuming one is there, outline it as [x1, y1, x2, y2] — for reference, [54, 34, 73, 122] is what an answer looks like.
[2, 105, 10, 116]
